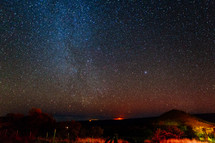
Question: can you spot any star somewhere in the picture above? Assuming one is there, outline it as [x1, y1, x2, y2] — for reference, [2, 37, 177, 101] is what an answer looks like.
[144, 71, 148, 74]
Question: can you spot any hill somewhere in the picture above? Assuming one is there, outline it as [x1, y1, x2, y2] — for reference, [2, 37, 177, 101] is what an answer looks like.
[153, 109, 215, 142]
[157, 109, 215, 128]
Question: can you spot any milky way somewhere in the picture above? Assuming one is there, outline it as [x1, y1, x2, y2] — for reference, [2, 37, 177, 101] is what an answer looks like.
[0, 0, 215, 120]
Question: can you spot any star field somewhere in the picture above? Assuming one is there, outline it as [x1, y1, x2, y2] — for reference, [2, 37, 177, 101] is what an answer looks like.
[0, 0, 215, 119]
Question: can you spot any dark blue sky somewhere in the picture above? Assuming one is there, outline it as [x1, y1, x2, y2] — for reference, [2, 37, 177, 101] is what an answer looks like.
[0, 0, 215, 120]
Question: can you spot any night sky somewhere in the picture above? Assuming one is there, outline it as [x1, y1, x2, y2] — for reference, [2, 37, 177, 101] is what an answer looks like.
[1, 0, 215, 120]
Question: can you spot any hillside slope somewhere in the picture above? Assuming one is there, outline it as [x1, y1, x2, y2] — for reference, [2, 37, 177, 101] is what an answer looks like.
[157, 109, 215, 128]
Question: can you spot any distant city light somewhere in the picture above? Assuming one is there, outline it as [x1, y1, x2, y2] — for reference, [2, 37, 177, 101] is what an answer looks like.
[89, 119, 99, 122]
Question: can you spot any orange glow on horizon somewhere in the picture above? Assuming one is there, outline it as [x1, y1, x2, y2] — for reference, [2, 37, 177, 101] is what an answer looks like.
[113, 117, 124, 120]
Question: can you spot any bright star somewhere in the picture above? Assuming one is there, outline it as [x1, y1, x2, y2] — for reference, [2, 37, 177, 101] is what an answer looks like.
[144, 71, 148, 74]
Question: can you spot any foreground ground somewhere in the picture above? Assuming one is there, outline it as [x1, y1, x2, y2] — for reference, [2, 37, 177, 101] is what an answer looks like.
[1, 108, 215, 142]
